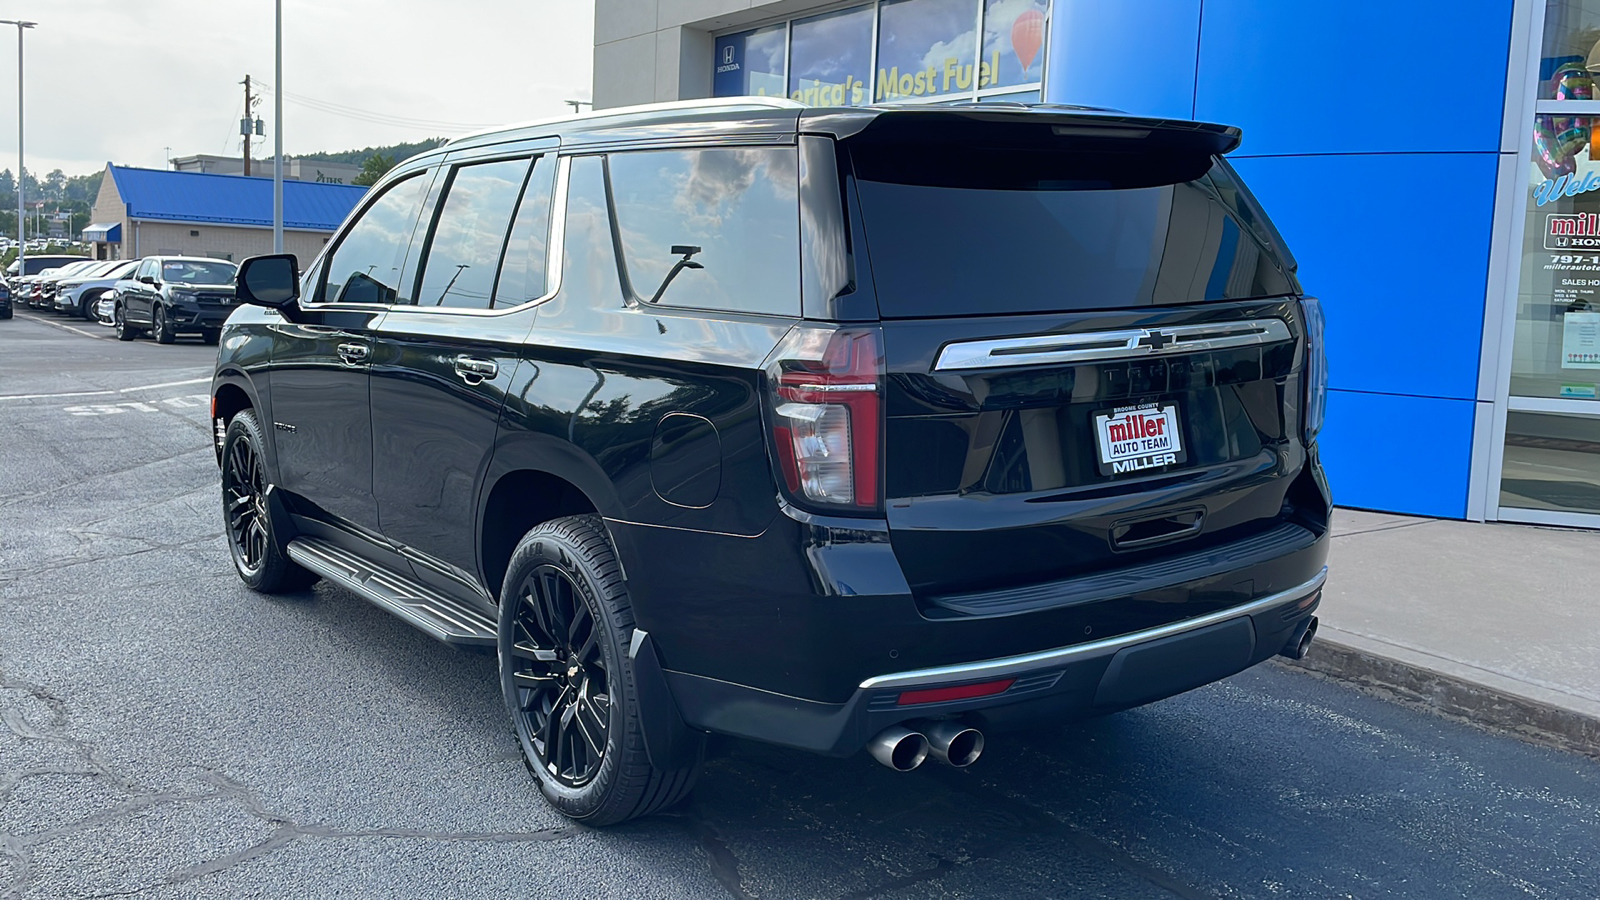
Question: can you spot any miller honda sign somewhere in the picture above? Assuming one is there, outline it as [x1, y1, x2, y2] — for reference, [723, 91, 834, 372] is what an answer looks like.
[1544, 212, 1600, 250]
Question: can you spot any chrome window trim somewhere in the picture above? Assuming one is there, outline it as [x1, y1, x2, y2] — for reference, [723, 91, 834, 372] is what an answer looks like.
[858, 567, 1327, 691]
[312, 156, 570, 319]
[297, 166, 438, 313]
[933, 318, 1293, 371]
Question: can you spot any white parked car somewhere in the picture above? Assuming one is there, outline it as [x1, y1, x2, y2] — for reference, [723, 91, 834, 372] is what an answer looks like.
[93, 290, 116, 325]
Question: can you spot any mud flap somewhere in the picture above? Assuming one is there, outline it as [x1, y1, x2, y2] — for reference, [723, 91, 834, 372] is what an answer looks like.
[629, 630, 703, 769]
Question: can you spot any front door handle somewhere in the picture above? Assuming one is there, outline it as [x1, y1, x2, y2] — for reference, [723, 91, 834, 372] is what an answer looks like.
[454, 356, 498, 383]
[336, 342, 370, 364]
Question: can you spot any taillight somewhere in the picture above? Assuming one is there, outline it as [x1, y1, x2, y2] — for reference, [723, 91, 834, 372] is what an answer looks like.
[764, 325, 882, 511]
[1300, 296, 1327, 442]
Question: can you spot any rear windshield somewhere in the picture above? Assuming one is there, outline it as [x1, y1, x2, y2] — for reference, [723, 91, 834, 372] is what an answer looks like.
[850, 144, 1297, 318]
[21, 258, 84, 276]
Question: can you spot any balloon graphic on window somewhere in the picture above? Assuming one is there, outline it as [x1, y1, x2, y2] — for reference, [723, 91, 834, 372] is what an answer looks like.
[1012, 9, 1044, 73]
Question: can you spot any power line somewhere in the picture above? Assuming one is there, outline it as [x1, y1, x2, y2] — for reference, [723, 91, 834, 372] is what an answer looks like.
[254, 80, 497, 131]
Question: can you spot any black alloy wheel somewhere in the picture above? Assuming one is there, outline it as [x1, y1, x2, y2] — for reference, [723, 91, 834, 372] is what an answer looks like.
[498, 515, 699, 825]
[220, 410, 316, 592]
[224, 425, 270, 577]
[152, 303, 174, 344]
[113, 304, 136, 341]
[508, 564, 612, 788]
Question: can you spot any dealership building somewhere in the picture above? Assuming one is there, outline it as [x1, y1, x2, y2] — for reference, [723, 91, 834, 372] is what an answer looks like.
[592, 0, 1600, 529]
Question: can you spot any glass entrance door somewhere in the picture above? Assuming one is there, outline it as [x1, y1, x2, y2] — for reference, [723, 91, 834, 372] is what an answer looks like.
[1500, 1, 1600, 523]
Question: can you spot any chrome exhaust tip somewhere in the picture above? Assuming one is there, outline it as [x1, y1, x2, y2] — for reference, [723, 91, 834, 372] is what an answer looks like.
[1279, 615, 1318, 660]
[920, 719, 984, 768]
[867, 725, 930, 772]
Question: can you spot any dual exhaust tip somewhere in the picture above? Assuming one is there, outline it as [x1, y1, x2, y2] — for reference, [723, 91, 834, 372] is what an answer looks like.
[867, 720, 984, 772]
[1278, 615, 1319, 661]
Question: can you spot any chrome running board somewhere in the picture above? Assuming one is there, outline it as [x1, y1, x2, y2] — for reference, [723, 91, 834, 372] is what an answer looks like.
[286, 537, 497, 646]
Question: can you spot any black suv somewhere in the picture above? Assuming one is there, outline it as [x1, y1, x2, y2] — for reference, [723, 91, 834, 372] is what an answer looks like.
[213, 99, 1331, 826]
[114, 256, 238, 344]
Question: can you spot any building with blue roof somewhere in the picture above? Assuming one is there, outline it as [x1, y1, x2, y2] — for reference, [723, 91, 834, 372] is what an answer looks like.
[85, 164, 367, 266]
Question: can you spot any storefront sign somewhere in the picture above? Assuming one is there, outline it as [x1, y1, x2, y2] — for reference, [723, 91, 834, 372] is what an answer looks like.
[1534, 170, 1600, 206]
[876, 52, 1004, 101]
[1545, 212, 1600, 249]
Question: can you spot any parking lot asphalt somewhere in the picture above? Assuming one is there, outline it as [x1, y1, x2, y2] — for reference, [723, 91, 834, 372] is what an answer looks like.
[3, 308, 1600, 899]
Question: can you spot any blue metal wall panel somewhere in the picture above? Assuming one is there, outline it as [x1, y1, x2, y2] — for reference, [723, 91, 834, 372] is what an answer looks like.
[1043, 0, 1200, 119]
[1193, 0, 1513, 156]
[1229, 152, 1498, 402]
[1319, 390, 1476, 518]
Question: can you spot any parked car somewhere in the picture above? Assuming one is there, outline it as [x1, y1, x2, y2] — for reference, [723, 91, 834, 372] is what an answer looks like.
[54, 259, 139, 319]
[112, 256, 238, 344]
[6, 254, 91, 301]
[211, 100, 1331, 827]
[93, 291, 116, 325]
[34, 259, 109, 311]
[0, 280, 11, 320]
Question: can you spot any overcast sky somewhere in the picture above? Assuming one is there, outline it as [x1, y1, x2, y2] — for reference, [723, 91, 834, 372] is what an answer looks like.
[0, 0, 595, 178]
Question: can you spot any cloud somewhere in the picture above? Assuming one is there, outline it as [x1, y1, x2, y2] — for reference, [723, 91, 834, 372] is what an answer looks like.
[0, 0, 595, 178]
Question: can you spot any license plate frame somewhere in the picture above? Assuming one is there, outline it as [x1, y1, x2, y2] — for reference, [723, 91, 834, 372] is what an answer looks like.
[1094, 401, 1187, 476]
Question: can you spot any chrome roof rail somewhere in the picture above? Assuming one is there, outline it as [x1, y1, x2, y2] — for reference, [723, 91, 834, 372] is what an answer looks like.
[444, 97, 806, 145]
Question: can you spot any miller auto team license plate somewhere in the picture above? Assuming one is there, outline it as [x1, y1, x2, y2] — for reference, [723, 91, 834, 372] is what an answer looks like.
[1095, 402, 1186, 476]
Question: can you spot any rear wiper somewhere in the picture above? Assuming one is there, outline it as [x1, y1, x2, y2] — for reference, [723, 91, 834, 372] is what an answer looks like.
[646, 245, 702, 304]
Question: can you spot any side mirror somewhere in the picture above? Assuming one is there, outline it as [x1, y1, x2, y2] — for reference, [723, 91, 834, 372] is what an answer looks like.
[139, 274, 156, 284]
[236, 254, 300, 313]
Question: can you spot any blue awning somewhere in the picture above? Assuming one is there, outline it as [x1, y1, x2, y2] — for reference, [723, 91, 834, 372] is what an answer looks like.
[82, 222, 121, 242]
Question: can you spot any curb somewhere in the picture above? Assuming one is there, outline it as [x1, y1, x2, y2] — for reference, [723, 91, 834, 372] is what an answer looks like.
[1274, 637, 1600, 761]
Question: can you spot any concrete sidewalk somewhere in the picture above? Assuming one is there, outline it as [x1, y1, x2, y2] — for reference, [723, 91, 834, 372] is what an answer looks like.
[1280, 509, 1600, 757]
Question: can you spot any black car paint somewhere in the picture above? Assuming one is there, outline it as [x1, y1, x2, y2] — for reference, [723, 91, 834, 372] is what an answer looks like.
[213, 104, 1330, 759]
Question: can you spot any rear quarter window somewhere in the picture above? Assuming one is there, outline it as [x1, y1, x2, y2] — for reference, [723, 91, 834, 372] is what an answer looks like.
[608, 147, 801, 316]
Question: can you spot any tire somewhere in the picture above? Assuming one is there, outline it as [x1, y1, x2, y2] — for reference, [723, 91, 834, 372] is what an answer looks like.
[152, 303, 174, 344]
[0, 308, 11, 320]
[499, 515, 700, 826]
[221, 409, 317, 593]
[202, 329, 220, 346]
[79, 296, 97, 321]
[113, 304, 137, 341]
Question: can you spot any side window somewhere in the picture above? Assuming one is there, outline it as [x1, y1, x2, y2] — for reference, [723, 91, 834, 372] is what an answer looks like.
[492, 155, 557, 308]
[319, 173, 429, 305]
[560, 156, 625, 308]
[608, 147, 800, 315]
[413, 158, 531, 309]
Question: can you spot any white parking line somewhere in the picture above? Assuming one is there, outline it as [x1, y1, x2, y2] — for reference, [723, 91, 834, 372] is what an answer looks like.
[0, 376, 211, 402]
[16, 311, 108, 339]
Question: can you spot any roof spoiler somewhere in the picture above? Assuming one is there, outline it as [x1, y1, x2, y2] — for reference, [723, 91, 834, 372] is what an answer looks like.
[801, 105, 1243, 156]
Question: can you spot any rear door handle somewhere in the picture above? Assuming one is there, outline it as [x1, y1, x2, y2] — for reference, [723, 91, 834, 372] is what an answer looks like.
[336, 342, 370, 364]
[454, 356, 498, 382]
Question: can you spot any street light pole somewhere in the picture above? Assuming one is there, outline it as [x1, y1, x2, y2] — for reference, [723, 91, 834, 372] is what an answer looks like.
[272, 0, 283, 254]
[0, 20, 35, 273]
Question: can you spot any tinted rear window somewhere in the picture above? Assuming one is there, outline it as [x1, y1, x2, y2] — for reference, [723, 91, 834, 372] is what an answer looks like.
[850, 144, 1296, 318]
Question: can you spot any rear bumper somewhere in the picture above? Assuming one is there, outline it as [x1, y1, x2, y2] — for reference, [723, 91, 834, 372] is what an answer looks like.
[662, 568, 1325, 756]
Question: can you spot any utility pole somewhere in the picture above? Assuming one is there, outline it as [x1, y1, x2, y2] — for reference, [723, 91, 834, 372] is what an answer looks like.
[272, 0, 283, 253]
[241, 75, 253, 176]
[1, 20, 35, 269]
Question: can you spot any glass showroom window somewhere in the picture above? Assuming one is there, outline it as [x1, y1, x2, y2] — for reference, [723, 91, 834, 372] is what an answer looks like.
[712, 0, 1047, 106]
[1499, 0, 1600, 519]
[712, 24, 786, 98]
[789, 6, 874, 107]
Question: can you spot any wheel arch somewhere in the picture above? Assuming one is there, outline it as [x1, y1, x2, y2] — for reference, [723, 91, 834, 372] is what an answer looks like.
[477, 435, 624, 604]
[211, 373, 267, 468]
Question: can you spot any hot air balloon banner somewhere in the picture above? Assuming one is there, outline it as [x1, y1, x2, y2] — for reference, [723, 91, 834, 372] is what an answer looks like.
[1011, 8, 1044, 73]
